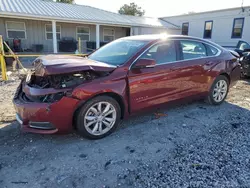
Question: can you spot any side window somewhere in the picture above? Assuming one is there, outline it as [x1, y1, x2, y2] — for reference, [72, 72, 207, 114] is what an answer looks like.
[140, 41, 177, 64]
[180, 40, 206, 60]
[205, 44, 219, 56]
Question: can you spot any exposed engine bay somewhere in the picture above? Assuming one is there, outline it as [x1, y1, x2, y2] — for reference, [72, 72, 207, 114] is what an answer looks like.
[23, 91, 66, 103]
[27, 70, 102, 89]
[20, 55, 116, 103]
[23, 70, 108, 103]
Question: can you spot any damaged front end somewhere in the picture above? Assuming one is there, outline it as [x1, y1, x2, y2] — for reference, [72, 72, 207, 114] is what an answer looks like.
[24, 70, 104, 103]
[13, 55, 116, 133]
[21, 55, 116, 103]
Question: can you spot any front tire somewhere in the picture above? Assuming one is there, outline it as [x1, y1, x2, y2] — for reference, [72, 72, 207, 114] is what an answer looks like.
[76, 96, 121, 139]
[207, 75, 229, 105]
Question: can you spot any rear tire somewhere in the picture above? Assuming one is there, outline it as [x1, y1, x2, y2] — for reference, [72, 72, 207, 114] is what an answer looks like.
[76, 96, 121, 139]
[207, 75, 229, 105]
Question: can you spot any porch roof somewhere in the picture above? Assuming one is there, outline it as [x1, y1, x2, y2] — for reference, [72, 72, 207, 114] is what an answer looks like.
[0, 0, 179, 29]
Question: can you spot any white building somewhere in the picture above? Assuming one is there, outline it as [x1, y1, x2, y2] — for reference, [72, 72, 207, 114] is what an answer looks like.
[0, 0, 179, 53]
[161, 6, 250, 48]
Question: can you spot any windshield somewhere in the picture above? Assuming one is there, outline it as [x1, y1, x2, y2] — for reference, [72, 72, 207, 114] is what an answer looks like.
[88, 39, 148, 66]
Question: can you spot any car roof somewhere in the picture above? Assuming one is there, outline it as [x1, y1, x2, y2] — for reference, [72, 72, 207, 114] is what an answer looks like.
[122, 34, 223, 49]
[122, 34, 202, 41]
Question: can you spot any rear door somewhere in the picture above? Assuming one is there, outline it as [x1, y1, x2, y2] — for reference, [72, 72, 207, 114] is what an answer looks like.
[175, 40, 217, 96]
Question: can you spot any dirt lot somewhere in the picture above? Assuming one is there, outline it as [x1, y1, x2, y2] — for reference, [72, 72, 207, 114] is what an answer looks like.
[1, 76, 250, 188]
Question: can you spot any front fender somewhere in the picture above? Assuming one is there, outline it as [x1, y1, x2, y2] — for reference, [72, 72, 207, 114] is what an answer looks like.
[71, 78, 129, 118]
[72, 78, 127, 100]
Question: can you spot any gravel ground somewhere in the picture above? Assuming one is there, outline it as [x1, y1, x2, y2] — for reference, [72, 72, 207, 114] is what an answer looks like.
[1, 76, 250, 188]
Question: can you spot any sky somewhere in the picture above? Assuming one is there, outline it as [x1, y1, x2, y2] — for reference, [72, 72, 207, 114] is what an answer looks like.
[75, 0, 250, 18]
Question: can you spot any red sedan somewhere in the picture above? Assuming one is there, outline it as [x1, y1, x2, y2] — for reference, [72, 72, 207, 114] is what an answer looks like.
[13, 35, 240, 139]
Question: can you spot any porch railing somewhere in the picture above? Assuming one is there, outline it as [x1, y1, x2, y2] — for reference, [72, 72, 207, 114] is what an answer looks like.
[0, 36, 87, 81]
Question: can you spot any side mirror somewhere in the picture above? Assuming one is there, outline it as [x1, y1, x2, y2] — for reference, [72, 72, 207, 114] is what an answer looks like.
[133, 58, 156, 69]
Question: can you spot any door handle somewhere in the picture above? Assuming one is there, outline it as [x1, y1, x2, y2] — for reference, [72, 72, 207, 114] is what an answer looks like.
[170, 66, 178, 71]
[205, 61, 213, 66]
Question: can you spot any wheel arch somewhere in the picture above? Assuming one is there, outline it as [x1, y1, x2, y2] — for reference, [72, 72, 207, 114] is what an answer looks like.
[219, 72, 231, 84]
[207, 72, 231, 94]
[207, 73, 230, 105]
[72, 92, 126, 129]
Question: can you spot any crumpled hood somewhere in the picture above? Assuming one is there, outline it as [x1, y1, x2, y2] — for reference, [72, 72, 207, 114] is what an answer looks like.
[33, 55, 117, 76]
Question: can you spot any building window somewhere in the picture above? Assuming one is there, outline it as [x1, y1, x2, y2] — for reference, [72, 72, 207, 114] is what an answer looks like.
[204, 21, 213, 39]
[103, 28, 115, 42]
[6, 21, 26, 39]
[45, 24, 61, 40]
[232, 18, 244, 38]
[182, 23, 189, 35]
[76, 26, 90, 41]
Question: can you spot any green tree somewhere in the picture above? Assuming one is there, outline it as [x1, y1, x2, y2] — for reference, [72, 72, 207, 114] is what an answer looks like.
[56, 0, 74, 4]
[118, 3, 145, 16]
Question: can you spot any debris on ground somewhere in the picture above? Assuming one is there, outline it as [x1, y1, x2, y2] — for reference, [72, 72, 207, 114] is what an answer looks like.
[154, 112, 168, 119]
[0, 73, 21, 123]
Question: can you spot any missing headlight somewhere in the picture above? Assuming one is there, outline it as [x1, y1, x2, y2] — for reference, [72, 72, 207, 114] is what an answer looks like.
[28, 71, 103, 89]
[24, 92, 65, 103]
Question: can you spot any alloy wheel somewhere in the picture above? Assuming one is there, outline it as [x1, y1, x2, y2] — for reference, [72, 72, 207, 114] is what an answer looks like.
[212, 80, 228, 103]
[84, 102, 117, 136]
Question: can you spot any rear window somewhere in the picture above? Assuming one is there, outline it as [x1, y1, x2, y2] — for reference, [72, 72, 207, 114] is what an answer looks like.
[205, 44, 219, 56]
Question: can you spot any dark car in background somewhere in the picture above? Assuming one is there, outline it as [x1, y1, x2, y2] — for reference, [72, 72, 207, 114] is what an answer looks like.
[13, 35, 240, 139]
[234, 40, 250, 77]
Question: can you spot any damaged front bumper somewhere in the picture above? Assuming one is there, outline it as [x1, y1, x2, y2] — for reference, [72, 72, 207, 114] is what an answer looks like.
[13, 80, 80, 134]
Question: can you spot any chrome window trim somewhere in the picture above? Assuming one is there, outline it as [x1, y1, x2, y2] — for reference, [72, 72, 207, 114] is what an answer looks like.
[129, 38, 222, 70]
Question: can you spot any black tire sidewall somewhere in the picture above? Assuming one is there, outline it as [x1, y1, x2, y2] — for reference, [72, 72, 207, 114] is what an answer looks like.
[76, 96, 121, 139]
[208, 75, 229, 105]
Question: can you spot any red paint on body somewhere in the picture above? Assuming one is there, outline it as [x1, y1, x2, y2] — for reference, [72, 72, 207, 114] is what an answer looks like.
[13, 35, 241, 134]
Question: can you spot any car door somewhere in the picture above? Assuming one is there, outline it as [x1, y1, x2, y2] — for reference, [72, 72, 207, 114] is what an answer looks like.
[175, 40, 215, 96]
[128, 40, 191, 113]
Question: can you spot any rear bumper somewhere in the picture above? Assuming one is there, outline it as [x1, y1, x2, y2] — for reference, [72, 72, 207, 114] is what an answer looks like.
[13, 81, 80, 134]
